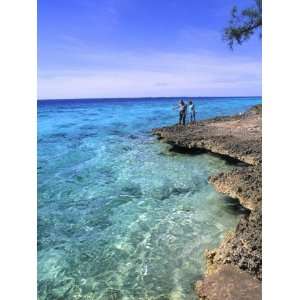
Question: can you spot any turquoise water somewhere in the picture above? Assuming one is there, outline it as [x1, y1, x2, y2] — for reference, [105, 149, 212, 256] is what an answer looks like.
[38, 97, 261, 300]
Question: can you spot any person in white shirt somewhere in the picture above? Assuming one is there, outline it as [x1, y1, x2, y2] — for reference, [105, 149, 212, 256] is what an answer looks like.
[188, 100, 196, 123]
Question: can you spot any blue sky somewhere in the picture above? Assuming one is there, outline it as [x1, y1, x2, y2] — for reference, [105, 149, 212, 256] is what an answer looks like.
[38, 0, 261, 99]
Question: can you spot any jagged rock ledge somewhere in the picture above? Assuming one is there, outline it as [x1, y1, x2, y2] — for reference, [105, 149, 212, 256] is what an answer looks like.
[209, 165, 261, 211]
[152, 105, 262, 300]
[153, 104, 261, 166]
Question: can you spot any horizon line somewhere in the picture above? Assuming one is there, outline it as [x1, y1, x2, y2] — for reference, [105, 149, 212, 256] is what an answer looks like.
[38, 95, 262, 101]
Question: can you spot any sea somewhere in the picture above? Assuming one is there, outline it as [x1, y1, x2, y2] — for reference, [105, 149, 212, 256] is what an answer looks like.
[37, 97, 261, 300]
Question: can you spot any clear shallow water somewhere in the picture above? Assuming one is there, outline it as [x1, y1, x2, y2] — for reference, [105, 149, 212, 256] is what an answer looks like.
[38, 97, 261, 300]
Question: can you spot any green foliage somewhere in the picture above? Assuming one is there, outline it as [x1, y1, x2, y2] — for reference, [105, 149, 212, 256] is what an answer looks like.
[224, 0, 262, 49]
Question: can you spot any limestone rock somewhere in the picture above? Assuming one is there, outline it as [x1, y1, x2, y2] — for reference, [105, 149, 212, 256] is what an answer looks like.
[153, 105, 262, 166]
[195, 265, 261, 300]
[153, 105, 262, 299]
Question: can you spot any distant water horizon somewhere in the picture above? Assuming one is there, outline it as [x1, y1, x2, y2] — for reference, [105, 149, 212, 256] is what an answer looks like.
[38, 96, 261, 299]
[38, 96, 262, 102]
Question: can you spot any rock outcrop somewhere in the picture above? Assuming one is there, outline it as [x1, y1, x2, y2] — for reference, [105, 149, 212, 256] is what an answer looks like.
[153, 104, 262, 165]
[204, 207, 262, 281]
[209, 165, 261, 211]
[153, 105, 262, 300]
[194, 265, 261, 300]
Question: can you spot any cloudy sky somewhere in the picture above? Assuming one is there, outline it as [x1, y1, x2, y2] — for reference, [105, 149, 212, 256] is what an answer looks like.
[38, 0, 261, 99]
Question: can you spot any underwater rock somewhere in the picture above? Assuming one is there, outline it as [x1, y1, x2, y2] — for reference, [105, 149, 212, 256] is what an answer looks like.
[120, 182, 143, 198]
[151, 185, 172, 201]
[128, 134, 139, 139]
[101, 288, 123, 300]
[150, 183, 191, 201]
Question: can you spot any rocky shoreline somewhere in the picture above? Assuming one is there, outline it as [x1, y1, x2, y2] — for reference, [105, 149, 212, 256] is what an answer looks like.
[153, 105, 262, 300]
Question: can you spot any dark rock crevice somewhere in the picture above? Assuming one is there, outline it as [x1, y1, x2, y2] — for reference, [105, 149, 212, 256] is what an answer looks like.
[168, 143, 250, 167]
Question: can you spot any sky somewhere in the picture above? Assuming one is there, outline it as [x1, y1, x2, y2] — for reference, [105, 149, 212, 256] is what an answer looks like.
[38, 0, 262, 99]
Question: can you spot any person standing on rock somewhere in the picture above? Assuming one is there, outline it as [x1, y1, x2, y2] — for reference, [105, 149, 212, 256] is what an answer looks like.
[178, 99, 187, 125]
[188, 100, 196, 123]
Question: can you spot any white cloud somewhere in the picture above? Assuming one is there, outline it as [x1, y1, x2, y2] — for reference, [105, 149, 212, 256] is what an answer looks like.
[38, 50, 261, 99]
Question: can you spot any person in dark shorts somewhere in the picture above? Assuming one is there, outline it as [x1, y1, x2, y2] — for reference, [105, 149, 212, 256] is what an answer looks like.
[178, 99, 187, 125]
[188, 100, 196, 123]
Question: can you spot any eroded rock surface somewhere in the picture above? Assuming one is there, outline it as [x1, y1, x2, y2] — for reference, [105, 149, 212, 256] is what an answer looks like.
[209, 166, 261, 210]
[153, 105, 262, 300]
[205, 207, 262, 280]
[153, 104, 262, 165]
[195, 265, 261, 300]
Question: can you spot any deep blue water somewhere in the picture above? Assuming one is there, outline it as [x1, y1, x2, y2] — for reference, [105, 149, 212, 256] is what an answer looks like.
[38, 97, 261, 300]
